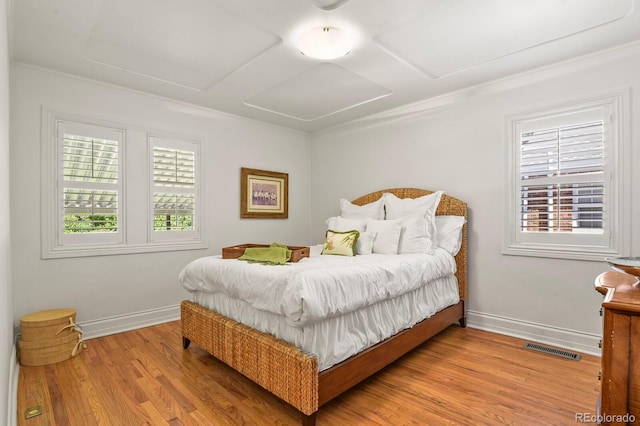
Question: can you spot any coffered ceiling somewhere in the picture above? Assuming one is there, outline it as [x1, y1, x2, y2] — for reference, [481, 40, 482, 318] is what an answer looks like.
[9, 0, 640, 132]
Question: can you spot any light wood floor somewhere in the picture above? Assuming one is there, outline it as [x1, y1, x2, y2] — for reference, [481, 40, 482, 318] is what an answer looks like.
[17, 321, 601, 425]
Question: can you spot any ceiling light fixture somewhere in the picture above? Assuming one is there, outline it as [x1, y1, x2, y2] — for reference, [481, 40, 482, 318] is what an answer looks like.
[310, 0, 350, 10]
[298, 27, 353, 60]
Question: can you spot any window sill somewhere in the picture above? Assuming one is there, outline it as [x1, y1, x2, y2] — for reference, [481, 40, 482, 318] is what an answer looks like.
[42, 240, 208, 259]
[502, 242, 624, 262]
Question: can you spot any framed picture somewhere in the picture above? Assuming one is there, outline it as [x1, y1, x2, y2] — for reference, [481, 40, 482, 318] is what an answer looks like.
[240, 167, 288, 219]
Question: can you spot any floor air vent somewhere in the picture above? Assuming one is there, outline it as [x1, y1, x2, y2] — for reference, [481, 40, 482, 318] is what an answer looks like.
[523, 342, 581, 361]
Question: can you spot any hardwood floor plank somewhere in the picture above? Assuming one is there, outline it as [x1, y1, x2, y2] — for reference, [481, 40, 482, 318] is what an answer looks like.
[85, 337, 157, 425]
[17, 366, 51, 426]
[67, 353, 112, 424]
[49, 359, 99, 425]
[17, 321, 600, 425]
[141, 400, 171, 425]
[44, 365, 69, 425]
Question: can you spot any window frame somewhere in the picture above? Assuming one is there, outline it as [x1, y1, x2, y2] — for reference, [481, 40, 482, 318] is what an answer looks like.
[503, 91, 631, 261]
[41, 108, 207, 259]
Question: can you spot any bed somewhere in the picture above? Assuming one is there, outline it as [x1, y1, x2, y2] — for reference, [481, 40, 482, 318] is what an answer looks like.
[180, 188, 467, 425]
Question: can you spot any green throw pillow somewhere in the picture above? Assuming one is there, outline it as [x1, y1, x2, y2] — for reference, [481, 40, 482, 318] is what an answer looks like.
[322, 230, 360, 256]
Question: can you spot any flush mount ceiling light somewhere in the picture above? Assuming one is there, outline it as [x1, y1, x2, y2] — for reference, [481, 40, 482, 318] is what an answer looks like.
[298, 27, 353, 60]
[310, 0, 350, 10]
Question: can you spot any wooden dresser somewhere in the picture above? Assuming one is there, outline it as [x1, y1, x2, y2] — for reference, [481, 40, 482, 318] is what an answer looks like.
[595, 271, 640, 425]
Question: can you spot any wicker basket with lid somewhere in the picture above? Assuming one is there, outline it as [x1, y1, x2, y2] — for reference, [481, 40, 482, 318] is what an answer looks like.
[19, 308, 84, 366]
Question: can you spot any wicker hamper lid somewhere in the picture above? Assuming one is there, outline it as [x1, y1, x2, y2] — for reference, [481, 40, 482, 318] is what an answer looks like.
[20, 308, 77, 342]
[21, 308, 76, 326]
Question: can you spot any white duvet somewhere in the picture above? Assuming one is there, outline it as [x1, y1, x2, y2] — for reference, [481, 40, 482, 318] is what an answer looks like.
[179, 245, 457, 327]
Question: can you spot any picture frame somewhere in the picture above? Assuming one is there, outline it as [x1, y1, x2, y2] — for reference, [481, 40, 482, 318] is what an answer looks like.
[240, 167, 288, 219]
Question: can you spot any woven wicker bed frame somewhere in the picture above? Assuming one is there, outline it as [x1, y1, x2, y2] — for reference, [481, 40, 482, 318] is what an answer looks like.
[181, 188, 467, 425]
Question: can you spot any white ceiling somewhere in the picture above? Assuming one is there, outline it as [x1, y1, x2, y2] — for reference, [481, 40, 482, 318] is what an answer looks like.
[9, 0, 640, 132]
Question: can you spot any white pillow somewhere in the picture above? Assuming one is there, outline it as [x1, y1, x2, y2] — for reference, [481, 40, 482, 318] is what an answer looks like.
[355, 231, 377, 255]
[326, 216, 367, 232]
[397, 216, 433, 254]
[382, 191, 444, 219]
[383, 191, 444, 250]
[340, 198, 384, 220]
[366, 219, 402, 254]
[435, 215, 466, 256]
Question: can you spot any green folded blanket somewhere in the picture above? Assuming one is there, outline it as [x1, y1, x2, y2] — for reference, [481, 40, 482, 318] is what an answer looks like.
[238, 243, 292, 265]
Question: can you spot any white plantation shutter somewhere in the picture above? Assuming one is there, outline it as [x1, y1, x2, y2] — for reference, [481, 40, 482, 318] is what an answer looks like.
[504, 93, 630, 261]
[153, 147, 195, 188]
[150, 137, 200, 240]
[520, 120, 604, 234]
[58, 121, 123, 245]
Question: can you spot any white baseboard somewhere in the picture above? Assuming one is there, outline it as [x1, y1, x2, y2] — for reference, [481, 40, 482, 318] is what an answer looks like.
[8, 338, 19, 426]
[79, 304, 180, 340]
[466, 310, 601, 357]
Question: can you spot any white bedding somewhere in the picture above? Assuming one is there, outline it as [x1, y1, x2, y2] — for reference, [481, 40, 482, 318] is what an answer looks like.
[179, 245, 457, 327]
[190, 275, 459, 370]
[180, 245, 460, 370]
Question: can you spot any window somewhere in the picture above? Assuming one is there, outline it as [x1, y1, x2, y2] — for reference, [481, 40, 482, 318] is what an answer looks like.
[504, 92, 630, 260]
[58, 122, 123, 245]
[41, 110, 206, 258]
[520, 117, 604, 234]
[149, 136, 200, 242]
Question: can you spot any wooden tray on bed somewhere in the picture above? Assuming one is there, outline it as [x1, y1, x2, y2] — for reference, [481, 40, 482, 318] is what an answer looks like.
[222, 244, 310, 263]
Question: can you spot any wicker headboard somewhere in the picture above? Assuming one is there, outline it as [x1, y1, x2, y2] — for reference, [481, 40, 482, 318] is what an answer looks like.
[351, 188, 468, 301]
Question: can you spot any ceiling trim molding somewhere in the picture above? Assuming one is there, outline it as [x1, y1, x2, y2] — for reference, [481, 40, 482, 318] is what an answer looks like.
[314, 39, 640, 135]
[10, 62, 311, 136]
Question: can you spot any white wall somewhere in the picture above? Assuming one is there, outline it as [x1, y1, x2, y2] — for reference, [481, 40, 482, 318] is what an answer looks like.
[10, 65, 311, 336]
[0, 0, 14, 423]
[310, 44, 640, 354]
